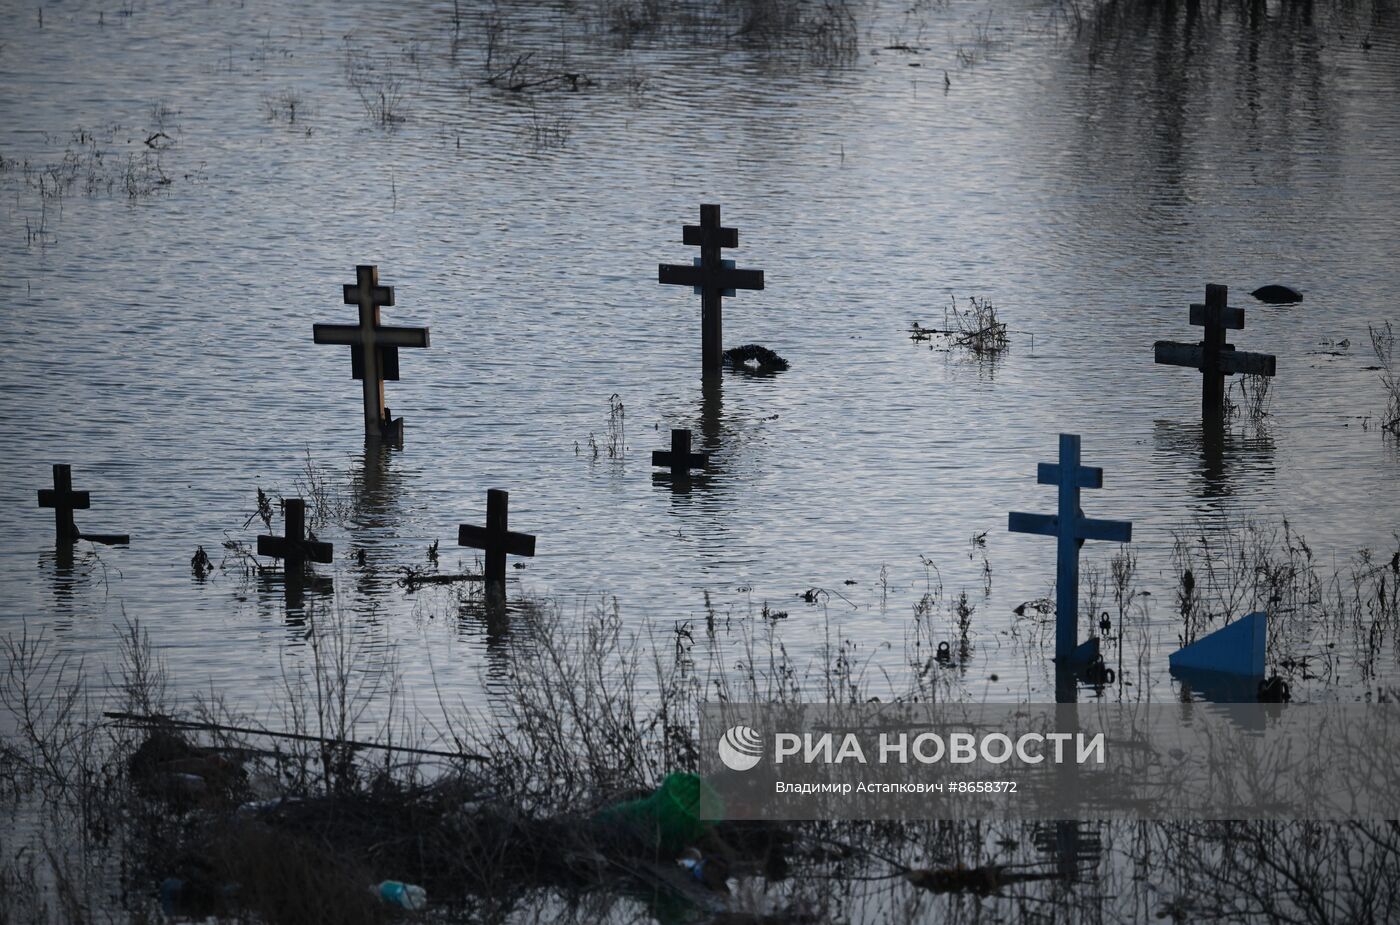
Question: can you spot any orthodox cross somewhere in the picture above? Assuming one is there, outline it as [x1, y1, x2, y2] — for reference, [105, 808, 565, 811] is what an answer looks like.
[1154, 283, 1276, 413]
[658, 204, 764, 372]
[1008, 435, 1132, 662]
[313, 265, 430, 440]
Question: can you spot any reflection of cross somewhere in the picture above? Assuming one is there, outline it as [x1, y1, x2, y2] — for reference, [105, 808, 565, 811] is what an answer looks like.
[458, 489, 536, 585]
[1154, 283, 1276, 413]
[658, 204, 765, 372]
[1009, 435, 1132, 662]
[38, 465, 89, 544]
[313, 265, 430, 440]
[257, 498, 333, 572]
[652, 428, 708, 478]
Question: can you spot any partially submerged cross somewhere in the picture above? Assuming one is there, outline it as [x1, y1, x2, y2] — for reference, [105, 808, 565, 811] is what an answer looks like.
[38, 465, 88, 544]
[37, 464, 129, 545]
[652, 428, 708, 478]
[1154, 283, 1276, 414]
[313, 265, 430, 440]
[658, 204, 765, 373]
[458, 489, 536, 585]
[257, 498, 333, 573]
[1008, 434, 1132, 663]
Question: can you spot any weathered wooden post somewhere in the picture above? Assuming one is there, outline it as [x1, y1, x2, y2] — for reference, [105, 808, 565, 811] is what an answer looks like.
[313, 265, 430, 441]
[1154, 283, 1276, 414]
[658, 204, 765, 373]
[652, 428, 708, 478]
[458, 489, 536, 585]
[38, 465, 85, 544]
[257, 498, 333, 572]
[37, 465, 129, 545]
[1008, 435, 1132, 664]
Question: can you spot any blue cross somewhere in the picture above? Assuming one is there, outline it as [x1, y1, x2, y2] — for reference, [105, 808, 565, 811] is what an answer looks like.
[1008, 434, 1133, 663]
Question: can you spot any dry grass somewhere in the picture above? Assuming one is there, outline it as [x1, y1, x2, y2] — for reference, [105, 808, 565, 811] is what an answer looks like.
[1370, 321, 1399, 436]
[910, 294, 1009, 357]
[1169, 515, 1399, 685]
[4, 532, 1400, 922]
[1227, 372, 1273, 422]
[344, 41, 413, 126]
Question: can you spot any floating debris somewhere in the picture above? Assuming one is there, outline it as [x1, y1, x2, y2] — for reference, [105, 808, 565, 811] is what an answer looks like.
[724, 343, 789, 372]
[909, 295, 1008, 356]
[1251, 284, 1303, 304]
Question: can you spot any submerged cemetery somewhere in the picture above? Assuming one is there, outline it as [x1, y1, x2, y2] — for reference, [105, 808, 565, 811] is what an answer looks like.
[3, 0, 1400, 922]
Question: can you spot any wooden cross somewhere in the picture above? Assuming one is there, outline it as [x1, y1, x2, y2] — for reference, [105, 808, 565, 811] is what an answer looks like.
[1154, 283, 1276, 413]
[652, 428, 708, 478]
[458, 489, 536, 585]
[313, 265, 430, 440]
[1008, 434, 1132, 663]
[658, 204, 765, 372]
[257, 498, 333, 572]
[38, 465, 89, 544]
[37, 464, 129, 545]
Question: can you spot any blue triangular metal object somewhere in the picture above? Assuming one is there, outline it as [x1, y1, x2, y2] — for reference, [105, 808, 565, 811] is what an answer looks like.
[1168, 611, 1266, 676]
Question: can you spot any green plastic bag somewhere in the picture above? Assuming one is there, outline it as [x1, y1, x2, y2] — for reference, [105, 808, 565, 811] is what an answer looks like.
[592, 772, 722, 856]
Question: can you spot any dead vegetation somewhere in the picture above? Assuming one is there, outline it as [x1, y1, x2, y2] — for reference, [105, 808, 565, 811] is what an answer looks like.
[4, 556, 1400, 923]
[6, 124, 185, 204]
[1, 117, 207, 248]
[1226, 371, 1274, 423]
[910, 294, 1009, 357]
[1369, 321, 1399, 436]
[344, 40, 415, 126]
[261, 88, 310, 128]
[1168, 515, 1399, 686]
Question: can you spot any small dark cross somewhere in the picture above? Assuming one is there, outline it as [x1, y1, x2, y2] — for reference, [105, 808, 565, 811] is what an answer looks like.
[458, 489, 536, 585]
[313, 265, 430, 440]
[1154, 283, 1277, 413]
[37, 464, 129, 546]
[1008, 435, 1132, 663]
[652, 428, 708, 478]
[257, 498, 333, 572]
[38, 464, 89, 544]
[658, 204, 765, 373]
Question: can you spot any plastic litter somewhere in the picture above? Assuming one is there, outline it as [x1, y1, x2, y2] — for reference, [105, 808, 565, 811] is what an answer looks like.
[372, 880, 427, 911]
[591, 772, 721, 856]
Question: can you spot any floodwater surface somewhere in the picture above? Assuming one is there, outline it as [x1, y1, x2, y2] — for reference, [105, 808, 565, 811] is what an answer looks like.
[2, 0, 1399, 720]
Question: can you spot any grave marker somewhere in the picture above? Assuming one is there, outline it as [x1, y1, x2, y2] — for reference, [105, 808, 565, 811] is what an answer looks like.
[458, 489, 536, 585]
[658, 204, 765, 373]
[257, 498, 333, 572]
[37, 464, 129, 545]
[1008, 434, 1132, 663]
[652, 428, 708, 478]
[1154, 283, 1276, 413]
[313, 265, 430, 441]
[1169, 611, 1266, 677]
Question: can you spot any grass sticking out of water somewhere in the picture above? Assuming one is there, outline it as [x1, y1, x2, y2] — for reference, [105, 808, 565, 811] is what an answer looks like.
[1370, 321, 1400, 436]
[5, 525, 1400, 922]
